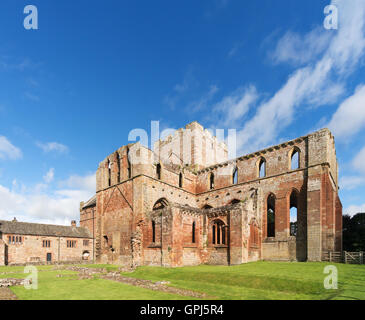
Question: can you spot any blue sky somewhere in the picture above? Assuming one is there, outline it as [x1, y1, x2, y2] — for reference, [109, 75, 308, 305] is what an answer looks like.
[0, 0, 364, 224]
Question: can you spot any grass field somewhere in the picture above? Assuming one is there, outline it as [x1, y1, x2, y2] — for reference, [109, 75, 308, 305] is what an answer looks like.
[2, 261, 364, 300]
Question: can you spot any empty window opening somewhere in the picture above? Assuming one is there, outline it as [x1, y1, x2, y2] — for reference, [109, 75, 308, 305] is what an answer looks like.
[267, 194, 275, 237]
[116, 152, 121, 183]
[152, 221, 156, 243]
[156, 163, 161, 180]
[232, 167, 238, 184]
[230, 199, 241, 205]
[209, 173, 215, 190]
[126, 148, 132, 179]
[291, 149, 300, 170]
[108, 159, 111, 186]
[192, 222, 196, 243]
[290, 191, 298, 236]
[259, 158, 266, 178]
[179, 172, 183, 188]
[212, 220, 225, 245]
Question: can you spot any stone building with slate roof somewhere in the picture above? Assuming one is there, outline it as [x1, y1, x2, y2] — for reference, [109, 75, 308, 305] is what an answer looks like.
[80, 122, 343, 267]
[0, 218, 93, 265]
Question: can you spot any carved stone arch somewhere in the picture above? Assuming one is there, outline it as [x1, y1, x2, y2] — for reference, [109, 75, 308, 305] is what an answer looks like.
[153, 198, 169, 210]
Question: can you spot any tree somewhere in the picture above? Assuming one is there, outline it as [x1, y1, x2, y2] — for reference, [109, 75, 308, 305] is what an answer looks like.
[343, 213, 365, 251]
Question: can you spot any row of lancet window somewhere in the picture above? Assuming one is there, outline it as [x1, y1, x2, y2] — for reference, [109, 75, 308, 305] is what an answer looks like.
[8, 236, 22, 244]
[108, 149, 132, 187]
[266, 190, 298, 238]
[208, 148, 300, 189]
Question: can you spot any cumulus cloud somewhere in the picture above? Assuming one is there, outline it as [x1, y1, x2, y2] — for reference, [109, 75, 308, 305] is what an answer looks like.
[36, 141, 69, 154]
[271, 27, 333, 66]
[211, 0, 365, 155]
[0, 136, 22, 160]
[43, 168, 55, 184]
[353, 146, 365, 174]
[344, 203, 365, 217]
[0, 173, 96, 225]
[328, 84, 365, 140]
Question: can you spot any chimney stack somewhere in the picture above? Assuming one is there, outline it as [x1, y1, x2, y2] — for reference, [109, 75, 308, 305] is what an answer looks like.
[71, 220, 77, 227]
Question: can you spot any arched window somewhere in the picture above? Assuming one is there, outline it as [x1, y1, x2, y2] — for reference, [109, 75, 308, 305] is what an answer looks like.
[153, 198, 169, 210]
[152, 221, 156, 242]
[126, 148, 131, 179]
[267, 194, 275, 237]
[259, 158, 266, 178]
[156, 163, 161, 180]
[232, 167, 238, 184]
[230, 199, 241, 205]
[192, 222, 196, 243]
[290, 190, 298, 236]
[179, 172, 183, 188]
[212, 220, 225, 245]
[107, 159, 111, 186]
[290, 148, 300, 170]
[209, 173, 215, 190]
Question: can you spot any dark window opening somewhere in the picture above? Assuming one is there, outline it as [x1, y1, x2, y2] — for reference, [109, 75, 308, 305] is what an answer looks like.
[212, 220, 225, 245]
[209, 173, 215, 190]
[116, 152, 121, 183]
[152, 221, 156, 243]
[127, 148, 132, 179]
[192, 222, 196, 243]
[179, 172, 183, 188]
[156, 163, 161, 180]
[267, 194, 275, 237]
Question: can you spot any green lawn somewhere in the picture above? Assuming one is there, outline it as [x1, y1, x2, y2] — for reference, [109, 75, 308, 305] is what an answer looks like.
[121, 261, 365, 300]
[0, 261, 363, 300]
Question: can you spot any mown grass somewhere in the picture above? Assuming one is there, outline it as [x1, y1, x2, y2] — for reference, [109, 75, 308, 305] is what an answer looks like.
[10, 269, 190, 300]
[2, 261, 364, 300]
[121, 261, 365, 300]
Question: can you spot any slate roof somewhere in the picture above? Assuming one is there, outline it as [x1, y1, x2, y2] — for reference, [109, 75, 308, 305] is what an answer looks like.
[0, 220, 93, 238]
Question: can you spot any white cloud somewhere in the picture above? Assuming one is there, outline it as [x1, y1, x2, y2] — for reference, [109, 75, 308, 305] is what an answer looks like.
[36, 142, 69, 154]
[344, 203, 365, 217]
[328, 84, 365, 139]
[43, 168, 55, 184]
[212, 0, 365, 155]
[212, 85, 258, 127]
[353, 146, 365, 174]
[187, 85, 219, 113]
[271, 27, 333, 66]
[0, 136, 22, 160]
[0, 173, 96, 225]
[340, 175, 365, 190]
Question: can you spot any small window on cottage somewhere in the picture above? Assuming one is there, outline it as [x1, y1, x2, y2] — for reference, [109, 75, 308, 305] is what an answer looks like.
[8, 236, 11, 244]
[67, 240, 77, 248]
[42, 240, 51, 248]
[83, 240, 89, 246]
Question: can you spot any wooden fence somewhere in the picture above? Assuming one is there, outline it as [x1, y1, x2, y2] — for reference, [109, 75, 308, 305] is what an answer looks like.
[322, 251, 364, 264]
